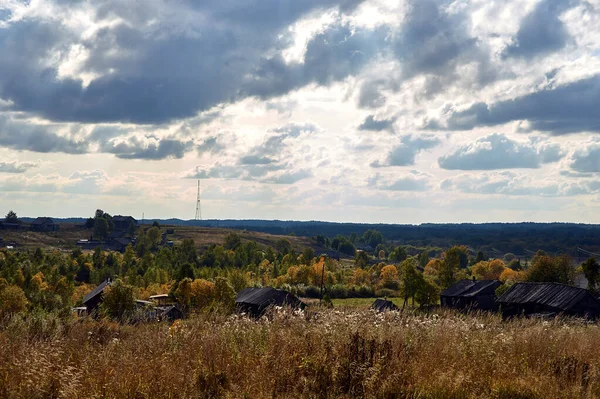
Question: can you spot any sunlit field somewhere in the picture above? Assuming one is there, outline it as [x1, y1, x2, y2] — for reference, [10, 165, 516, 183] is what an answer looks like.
[2, 308, 599, 398]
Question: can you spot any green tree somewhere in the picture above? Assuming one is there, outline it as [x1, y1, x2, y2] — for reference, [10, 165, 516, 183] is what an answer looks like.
[224, 233, 242, 250]
[355, 251, 369, 268]
[419, 250, 430, 269]
[214, 277, 236, 311]
[146, 227, 161, 251]
[152, 220, 160, 228]
[302, 247, 315, 264]
[93, 217, 109, 241]
[100, 279, 135, 319]
[4, 210, 18, 223]
[400, 258, 420, 307]
[126, 221, 136, 237]
[582, 257, 600, 293]
[389, 246, 408, 262]
[362, 229, 383, 248]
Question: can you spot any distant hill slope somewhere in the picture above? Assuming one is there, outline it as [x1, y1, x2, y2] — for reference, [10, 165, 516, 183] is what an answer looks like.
[14, 218, 600, 256]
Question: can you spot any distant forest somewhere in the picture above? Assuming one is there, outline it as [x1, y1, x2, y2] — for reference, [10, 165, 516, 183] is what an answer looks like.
[20, 218, 600, 257]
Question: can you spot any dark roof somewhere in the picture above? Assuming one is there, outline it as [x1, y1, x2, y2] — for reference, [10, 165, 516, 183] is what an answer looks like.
[109, 231, 125, 239]
[31, 217, 55, 225]
[371, 299, 399, 312]
[83, 279, 111, 305]
[236, 287, 305, 310]
[496, 282, 600, 312]
[113, 215, 136, 222]
[114, 238, 131, 246]
[441, 280, 501, 298]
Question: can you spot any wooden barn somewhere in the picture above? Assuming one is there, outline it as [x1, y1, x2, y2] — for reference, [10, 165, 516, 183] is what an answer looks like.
[440, 279, 502, 311]
[496, 282, 600, 319]
[236, 287, 305, 317]
[371, 298, 399, 312]
[82, 279, 112, 315]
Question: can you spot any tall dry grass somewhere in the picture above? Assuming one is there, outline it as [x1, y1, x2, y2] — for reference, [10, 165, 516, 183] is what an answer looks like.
[1, 308, 600, 398]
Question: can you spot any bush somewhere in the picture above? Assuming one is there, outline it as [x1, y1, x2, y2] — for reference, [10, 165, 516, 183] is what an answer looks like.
[375, 288, 396, 298]
[328, 284, 349, 299]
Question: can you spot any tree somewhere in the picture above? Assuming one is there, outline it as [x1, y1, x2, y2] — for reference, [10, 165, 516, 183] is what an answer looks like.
[214, 277, 236, 311]
[419, 250, 430, 269]
[93, 217, 109, 241]
[302, 247, 315, 264]
[355, 251, 369, 268]
[415, 278, 439, 307]
[400, 258, 420, 307]
[126, 221, 136, 237]
[438, 258, 457, 289]
[380, 265, 399, 289]
[389, 246, 408, 262]
[100, 279, 135, 320]
[84, 217, 95, 229]
[362, 229, 383, 249]
[224, 233, 242, 250]
[152, 220, 160, 228]
[174, 278, 193, 308]
[146, 227, 161, 250]
[582, 257, 600, 293]
[0, 285, 28, 316]
[4, 210, 18, 223]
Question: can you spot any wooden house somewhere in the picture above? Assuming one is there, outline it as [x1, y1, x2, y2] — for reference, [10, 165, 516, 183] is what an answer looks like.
[496, 282, 600, 319]
[236, 287, 305, 317]
[82, 279, 112, 315]
[371, 298, 399, 312]
[440, 279, 502, 311]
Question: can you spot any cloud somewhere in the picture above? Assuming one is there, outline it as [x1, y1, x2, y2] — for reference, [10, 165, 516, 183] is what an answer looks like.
[438, 134, 563, 170]
[441, 171, 597, 197]
[197, 135, 226, 155]
[100, 136, 193, 160]
[570, 144, 600, 173]
[0, 1, 366, 124]
[0, 116, 88, 154]
[262, 169, 313, 184]
[442, 75, 600, 134]
[503, 0, 573, 59]
[0, 160, 39, 173]
[358, 115, 396, 131]
[371, 134, 440, 167]
[368, 170, 431, 191]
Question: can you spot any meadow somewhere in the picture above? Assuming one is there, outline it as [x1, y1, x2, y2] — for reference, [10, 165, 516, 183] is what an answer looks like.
[1, 308, 599, 398]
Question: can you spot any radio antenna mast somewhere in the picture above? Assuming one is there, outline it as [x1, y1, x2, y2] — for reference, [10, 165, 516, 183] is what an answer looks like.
[195, 180, 202, 221]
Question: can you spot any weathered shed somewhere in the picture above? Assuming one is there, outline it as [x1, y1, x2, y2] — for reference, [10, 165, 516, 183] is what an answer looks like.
[82, 279, 111, 314]
[236, 287, 305, 317]
[440, 279, 502, 311]
[496, 282, 600, 319]
[371, 298, 399, 312]
[157, 305, 184, 321]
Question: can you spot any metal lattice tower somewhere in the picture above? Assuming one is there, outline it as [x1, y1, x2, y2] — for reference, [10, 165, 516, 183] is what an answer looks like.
[195, 180, 202, 220]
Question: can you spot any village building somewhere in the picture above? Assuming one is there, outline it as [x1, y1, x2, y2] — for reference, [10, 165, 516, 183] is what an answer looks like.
[440, 279, 502, 311]
[82, 279, 112, 315]
[236, 287, 305, 317]
[496, 282, 600, 319]
[112, 215, 137, 232]
[30, 217, 60, 232]
[371, 298, 399, 312]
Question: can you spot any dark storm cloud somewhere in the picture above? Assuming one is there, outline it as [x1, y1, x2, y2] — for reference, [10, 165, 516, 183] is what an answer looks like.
[443, 75, 600, 134]
[358, 115, 396, 131]
[0, 116, 88, 154]
[100, 137, 193, 160]
[0, 1, 369, 125]
[503, 0, 574, 59]
[371, 134, 440, 167]
[438, 134, 562, 170]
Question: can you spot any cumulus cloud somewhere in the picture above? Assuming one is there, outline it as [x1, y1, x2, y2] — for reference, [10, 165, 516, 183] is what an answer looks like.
[371, 134, 440, 167]
[503, 0, 574, 59]
[0, 160, 39, 173]
[442, 75, 600, 134]
[438, 134, 564, 170]
[358, 115, 396, 131]
[570, 144, 600, 173]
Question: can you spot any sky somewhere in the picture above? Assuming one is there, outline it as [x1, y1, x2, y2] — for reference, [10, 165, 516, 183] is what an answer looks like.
[1, 0, 600, 224]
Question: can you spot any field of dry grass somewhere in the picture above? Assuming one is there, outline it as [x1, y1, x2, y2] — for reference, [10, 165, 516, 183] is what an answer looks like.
[2, 308, 600, 398]
[0, 223, 328, 254]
